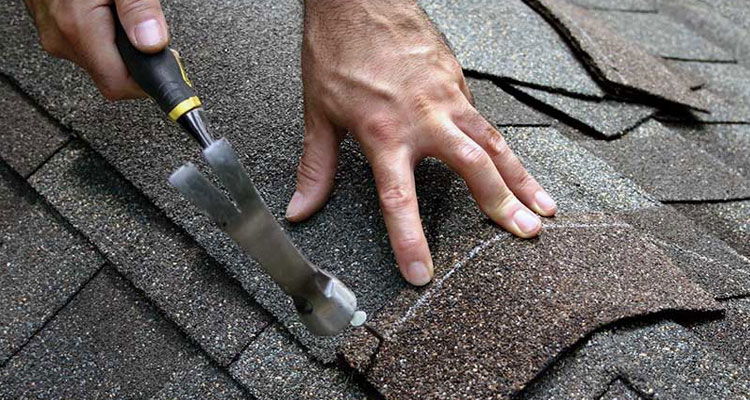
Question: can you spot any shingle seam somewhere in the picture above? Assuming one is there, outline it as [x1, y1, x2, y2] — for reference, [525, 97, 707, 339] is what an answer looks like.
[592, 377, 640, 400]
[0, 73, 77, 138]
[27, 138, 274, 367]
[0, 259, 106, 370]
[660, 57, 738, 63]
[22, 136, 72, 179]
[655, 116, 750, 126]
[664, 196, 750, 205]
[463, 69, 606, 101]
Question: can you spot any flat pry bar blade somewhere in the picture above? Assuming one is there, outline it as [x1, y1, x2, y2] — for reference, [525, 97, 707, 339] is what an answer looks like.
[169, 138, 359, 335]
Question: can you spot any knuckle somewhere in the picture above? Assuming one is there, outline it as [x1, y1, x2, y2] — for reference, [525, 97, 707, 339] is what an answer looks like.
[379, 183, 414, 212]
[393, 233, 422, 254]
[485, 129, 510, 158]
[117, 0, 159, 17]
[364, 116, 400, 144]
[38, 31, 65, 57]
[457, 140, 488, 169]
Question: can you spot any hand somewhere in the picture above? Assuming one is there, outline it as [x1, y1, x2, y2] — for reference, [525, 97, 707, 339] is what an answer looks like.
[24, 0, 169, 100]
[287, 0, 558, 286]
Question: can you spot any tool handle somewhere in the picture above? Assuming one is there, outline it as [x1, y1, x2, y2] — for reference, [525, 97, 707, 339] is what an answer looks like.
[112, 8, 200, 122]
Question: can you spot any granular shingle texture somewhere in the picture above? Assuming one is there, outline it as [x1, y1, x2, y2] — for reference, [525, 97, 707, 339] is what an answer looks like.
[510, 84, 655, 137]
[686, 298, 750, 368]
[671, 123, 750, 178]
[621, 206, 750, 299]
[521, 321, 750, 400]
[571, 0, 656, 12]
[467, 78, 551, 127]
[590, 10, 735, 61]
[524, 0, 706, 110]
[0, 162, 103, 365]
[28, 141, 270, 366]
[229, 324, 364, 400]
[579, 120, 750, 201]
[599, 380, 643, 400]
[353, 217, 718, 399]
[0, 267, 206, 399]
[670, 60, 750, 104]
[420, 0, 605, 96]
[150, 355, 247, 400]
[502, 127, 658, 214]
[673, 201, 750, 258]
[0, 78, 69, 177]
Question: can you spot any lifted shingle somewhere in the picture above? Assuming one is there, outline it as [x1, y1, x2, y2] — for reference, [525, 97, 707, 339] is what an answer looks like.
[28, 141, 270, 366]
[0, 162, 103, 365]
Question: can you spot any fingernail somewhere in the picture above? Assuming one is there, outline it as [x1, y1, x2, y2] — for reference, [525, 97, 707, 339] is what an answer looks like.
[513, 209, 541, 235]
[405, 261, 432, 286]
[534, 191, 557, 214]
[134, 19, 164, 48]
[285, 191, 305, 219]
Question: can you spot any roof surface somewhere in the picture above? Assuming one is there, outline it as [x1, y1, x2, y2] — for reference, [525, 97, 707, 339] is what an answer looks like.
[1, 0, 750, 398]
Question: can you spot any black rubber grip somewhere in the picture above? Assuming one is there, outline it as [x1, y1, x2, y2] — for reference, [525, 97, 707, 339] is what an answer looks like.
[112, 7, 197, 118]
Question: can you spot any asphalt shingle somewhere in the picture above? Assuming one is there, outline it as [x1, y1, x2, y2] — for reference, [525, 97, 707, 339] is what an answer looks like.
[350, 215, 719, 399]
[524, 0, 706, 110]
[0, 78, 69, 177]
[28, 141, 271, 366]
[571, 0, 656, 12]
[150, 355, 248, 400]
[521, 321, 750, 400]
[686, 298, 750, 369]
[0, 162, 103, 365]
[0, 266, 210, 399]
[229, 324, 364, 400]
[509, 84, 655, 138]
[420, 0, 606, 97]
[673, 201, 750, 258]
[621, 206, 750, 299]
[467, 78, 552, 127]
[590, 10, 735, 61]
[580, 120, 750, 201]
[598, 380, 644, 400]
[672, 123, 750, 178]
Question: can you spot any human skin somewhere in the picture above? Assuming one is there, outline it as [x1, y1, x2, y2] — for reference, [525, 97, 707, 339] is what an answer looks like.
[26, 0, 557, 286]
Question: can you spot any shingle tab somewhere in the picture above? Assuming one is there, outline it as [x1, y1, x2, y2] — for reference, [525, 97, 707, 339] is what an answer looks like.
[590, 10, 735, 61]
[521, 321, 750, 400]
[0, 162, 103, 365]
[28, 141, 270, 366]
[672, 123, 750, 179]
[351, 215, 719, 399]
[571, 0, 656, 12]
[674, 201, 750, 258]
[687, 298, 750, 369]
[467, 78, 551, 127]
[420, 0, 605, 96]
[150, 355, 247, 400]
[509, 84, 655, 138]
[0, 267, 208, 399]
[524, 0, 706, 110]
[621, 206, 750, 299]
[229, 324, 364, 400]
[580, 120, 750, 201]
[0, 78, 69, 177]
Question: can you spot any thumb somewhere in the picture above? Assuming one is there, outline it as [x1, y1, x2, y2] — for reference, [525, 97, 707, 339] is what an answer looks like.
[286, 114, 342, 222]
[115, 0, 169, 53]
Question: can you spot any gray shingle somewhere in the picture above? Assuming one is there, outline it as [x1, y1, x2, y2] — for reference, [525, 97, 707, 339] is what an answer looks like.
[673, 201, 750, 258]
[28, 141, 270, 366]
[150, 355, 248, 400]
[0, 78, 69, 177]
[351, 215, 719, 399]
[686, 298, 750, 369]
[229, 324, 364, 400]
[420, 0, 605, 96]
[503, 127, 658, 214]
[621, 206, 750, 299]
[696, 0, 750, 33]
[509, 84, 655, 138]
[0, 162, 103, 365]
[0, 267, 207, 399]
[521, 321, 750, 400]
[598, 380, 643, 400]
[524, 0, 706, 110]
[467, 78, 551, 127]
[669, 60, 750, 104]
[590, 10, 735, 61]
[671, 123, 750, 178]
[571, 0, 656, 12]
[579, 120, 750, 201]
